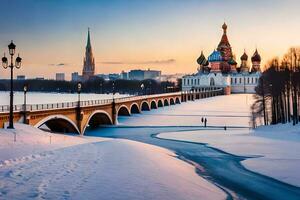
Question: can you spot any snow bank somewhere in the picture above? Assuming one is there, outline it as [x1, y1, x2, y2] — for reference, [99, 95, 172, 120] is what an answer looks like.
[0, 123, 108, 165]
[158, 123, 300, 187]
[0, 124, 225, 200]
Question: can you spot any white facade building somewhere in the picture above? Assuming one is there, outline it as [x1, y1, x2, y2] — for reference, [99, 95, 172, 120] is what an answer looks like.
[182, 23, 261, 94]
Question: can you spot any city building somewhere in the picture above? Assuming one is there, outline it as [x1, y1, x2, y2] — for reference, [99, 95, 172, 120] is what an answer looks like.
[144, 69, 161, 80]
[182, 23, 261, 94]
[128, 69, 161, 80]
[71, 72, 81, 82]
[128, 70, 144, 80]
[56, 73, 65, 81]
[120, 71, 129, 80]
[108, 73, 120, 80]
[82, 28, 96, 81]
[16, 75, 26, 80]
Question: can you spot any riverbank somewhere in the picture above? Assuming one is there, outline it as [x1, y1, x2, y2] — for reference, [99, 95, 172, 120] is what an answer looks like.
[158, 123, 300, 187]
[0, 124, 226, 200]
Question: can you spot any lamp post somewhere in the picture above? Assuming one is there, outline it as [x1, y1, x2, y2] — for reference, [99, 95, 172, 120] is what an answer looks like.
[112, 81, 116, 124]
[23, 84, 28, 124]
[77, 82, 82, 105]
[140, 83, 144, 95]
[100, 83, 103, 94]
[112, 81, 115, 100]
[2, 40, 22, 129]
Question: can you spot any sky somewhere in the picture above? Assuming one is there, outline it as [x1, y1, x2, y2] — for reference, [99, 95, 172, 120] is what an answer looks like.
[0, 0, 300, 80]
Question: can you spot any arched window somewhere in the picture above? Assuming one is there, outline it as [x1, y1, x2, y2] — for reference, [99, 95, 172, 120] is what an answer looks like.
[210, 78, 215, 86]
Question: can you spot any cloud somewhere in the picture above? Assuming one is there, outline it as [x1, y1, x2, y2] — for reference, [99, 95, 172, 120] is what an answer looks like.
[48, 63, 68, 66]
[100, 59, 176, 65]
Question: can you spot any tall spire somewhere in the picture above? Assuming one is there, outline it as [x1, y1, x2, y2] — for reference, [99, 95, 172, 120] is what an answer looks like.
[86, 28, 91, 49]
[222, 22, 227, 34]
[82, 28, 95, 80]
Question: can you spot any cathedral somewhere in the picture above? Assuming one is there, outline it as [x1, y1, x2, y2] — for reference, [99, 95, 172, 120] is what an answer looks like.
[82, 28, 96, 81]
[182, 23, 261, 94]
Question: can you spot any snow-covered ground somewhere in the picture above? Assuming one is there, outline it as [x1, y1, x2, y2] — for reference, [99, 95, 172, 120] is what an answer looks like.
[118, 94, 254, 127]
[0, 124, 226, 200]
[157, 95, 300, 187]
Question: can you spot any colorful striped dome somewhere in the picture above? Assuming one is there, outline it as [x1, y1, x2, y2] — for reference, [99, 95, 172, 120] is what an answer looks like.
[208, 50, 223, 62]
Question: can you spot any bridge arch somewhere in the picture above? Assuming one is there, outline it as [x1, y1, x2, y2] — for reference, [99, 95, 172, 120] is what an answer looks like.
[141, 101, 150, 111]
[117, 105, 131, 116]
[130, 103, 140, 114]
[175, 97, 181, 104]
[164, 99, 169, 106]
[83, 110, 113, 133]
[157, 99, 163, 107]
[170, 98, 175, 105]
[150, 100, 157, 109]
[34, 115, 80, 134]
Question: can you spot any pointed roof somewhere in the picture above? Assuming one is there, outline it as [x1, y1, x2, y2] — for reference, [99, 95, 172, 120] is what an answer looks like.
[86, 28, 91, 49]
[197, 51, 207, 66]
[251, 49, 261, 62]
[218, 22, 230, 48]
[241, 50, 248, 61]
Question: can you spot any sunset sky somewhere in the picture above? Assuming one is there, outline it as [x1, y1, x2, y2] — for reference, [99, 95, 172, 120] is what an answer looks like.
[0, 0, 300, 80]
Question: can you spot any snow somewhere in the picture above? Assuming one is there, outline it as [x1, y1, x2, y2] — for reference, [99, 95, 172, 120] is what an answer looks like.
[156, 95, 300, 187]
[0, 124, 225, 200]
[118, 94, 254, 127]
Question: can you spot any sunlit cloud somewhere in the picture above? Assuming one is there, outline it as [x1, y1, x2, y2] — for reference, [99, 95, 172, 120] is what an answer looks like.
[100, 59, 176, 65]
[48, 63, 68, 67]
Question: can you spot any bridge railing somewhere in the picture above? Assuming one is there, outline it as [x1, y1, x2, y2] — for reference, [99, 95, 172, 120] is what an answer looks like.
[0, 89, 222, 113]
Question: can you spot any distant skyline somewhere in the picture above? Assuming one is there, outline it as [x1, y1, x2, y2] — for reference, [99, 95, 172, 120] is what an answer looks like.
[1, 0, 300, 79]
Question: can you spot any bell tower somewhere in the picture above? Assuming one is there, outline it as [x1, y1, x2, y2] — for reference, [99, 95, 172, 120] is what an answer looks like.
[82, 28, 96, 80]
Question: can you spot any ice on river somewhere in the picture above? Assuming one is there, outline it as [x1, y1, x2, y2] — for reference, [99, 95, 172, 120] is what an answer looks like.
[155, 95, 300, 187]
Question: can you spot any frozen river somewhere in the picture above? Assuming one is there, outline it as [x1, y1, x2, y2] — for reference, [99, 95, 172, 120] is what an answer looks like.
[0, 92, 129, 105]
[86, 94, 300, 200]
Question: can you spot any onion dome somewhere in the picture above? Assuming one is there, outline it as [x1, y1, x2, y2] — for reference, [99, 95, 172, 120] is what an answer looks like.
[228, 57, 237, 65]
[197, 51, 207, 66]
[218, 22, 230, 48]
[208, 50, 223, 62]
[240, 51, 248, 61]
[222, 22, 227, 32]
[251, 49, 261, 62]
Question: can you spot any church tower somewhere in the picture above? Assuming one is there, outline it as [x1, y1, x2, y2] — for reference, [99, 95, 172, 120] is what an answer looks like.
[240, 50, 249, 73]
[251, 49, 261, 73]
[217, 23, 233, 62]
[82, 28, 95, 80]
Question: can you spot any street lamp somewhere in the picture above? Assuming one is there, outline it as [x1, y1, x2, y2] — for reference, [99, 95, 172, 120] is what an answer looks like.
[77, 82, 82, 105]
[140, 83, 144, 95]
[100, 83, 103, 94]
[23, 84, 28, 124]
[112, 81, 115, 100]
[2, 40, 22, 129]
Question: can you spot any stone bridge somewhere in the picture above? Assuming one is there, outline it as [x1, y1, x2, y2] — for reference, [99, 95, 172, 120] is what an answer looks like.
[0, 88, 224, 135]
